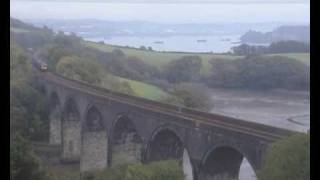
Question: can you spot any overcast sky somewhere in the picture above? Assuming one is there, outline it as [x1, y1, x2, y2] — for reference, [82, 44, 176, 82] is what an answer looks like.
[10, 0, 310, 24]
[11, 0, 309, 3]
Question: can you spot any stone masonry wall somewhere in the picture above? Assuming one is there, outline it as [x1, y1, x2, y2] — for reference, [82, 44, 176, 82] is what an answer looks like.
[49, 108, 61, 145]
[80, 131, 108, 172]
[62, 120, 81, 162]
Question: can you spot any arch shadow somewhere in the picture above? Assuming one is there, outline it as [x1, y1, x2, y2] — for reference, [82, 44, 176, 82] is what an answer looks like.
[109, 114, 143, 167]
[82, 105, 106, 133]
[143, 124, 189, 163]
[200, 143, 258, 180]
[62, 96, 80, 121]
[145, 125, 195, 180]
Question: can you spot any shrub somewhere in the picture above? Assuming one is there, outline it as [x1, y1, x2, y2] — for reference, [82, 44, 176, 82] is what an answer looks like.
[56, 55, 104, 86]
[10, 42, 50, 141]
[161, 83, 213, 112]
[10, 135, 52, 180]
[164, 56, 202, 83]
[258, 133, 310, 180]
[94, 160, 185, 180]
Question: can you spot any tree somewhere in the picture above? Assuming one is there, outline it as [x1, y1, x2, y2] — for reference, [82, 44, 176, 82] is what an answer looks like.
[125, 56, 160, 80]
[258, 133, 310, 180]
[11, 84, 50, 141]
[56, 55, 135, 96]
[10, 135, 52, 180]
[268, 41, 310, 53]
[231, 44, 252, 55]
[164, 56, 202, 83]
[44, 45, 73, 71]
[56, 55, 104, 86]
[10, 42, 33, 87]
[10, 42, 50, 141]
[232, 41, 310, 55]
[206, 56, 309, 90]
[162, 83, 213, 112]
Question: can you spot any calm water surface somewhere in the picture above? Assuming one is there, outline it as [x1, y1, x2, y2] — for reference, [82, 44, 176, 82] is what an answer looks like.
[86, 35, 241, 53]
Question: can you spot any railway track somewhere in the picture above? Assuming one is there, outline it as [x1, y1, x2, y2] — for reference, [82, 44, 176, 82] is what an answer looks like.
[39, 71, 297, 142]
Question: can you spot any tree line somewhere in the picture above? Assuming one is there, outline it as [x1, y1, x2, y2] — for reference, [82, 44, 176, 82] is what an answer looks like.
[232, 41, 310, 55]
[205, 55, 309, 90]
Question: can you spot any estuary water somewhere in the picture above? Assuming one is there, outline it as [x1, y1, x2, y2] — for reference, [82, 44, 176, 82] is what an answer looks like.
[86, 35, 241, 53]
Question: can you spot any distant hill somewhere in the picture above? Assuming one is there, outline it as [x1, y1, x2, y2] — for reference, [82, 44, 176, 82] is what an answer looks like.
[10, 17, 39, 31]
[240, 25, 310, 44]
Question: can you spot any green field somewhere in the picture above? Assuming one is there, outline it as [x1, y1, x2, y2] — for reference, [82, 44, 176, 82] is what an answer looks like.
[116, 76, 170, 100]
[84, 41, 242, 74]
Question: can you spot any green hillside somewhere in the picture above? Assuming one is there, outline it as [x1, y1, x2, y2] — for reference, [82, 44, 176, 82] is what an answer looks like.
[116, 76, 170, 101]
[84, 41, 242, 74]
[85, 41, 310, 74]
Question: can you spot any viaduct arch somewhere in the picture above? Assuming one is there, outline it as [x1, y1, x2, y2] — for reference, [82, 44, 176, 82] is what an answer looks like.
[81, 105, 108, 172]
[200, 143, 257, 180]
[146, 127, 184, 162]
[39, 72, 296, 180]
[110, 115, 143, 167]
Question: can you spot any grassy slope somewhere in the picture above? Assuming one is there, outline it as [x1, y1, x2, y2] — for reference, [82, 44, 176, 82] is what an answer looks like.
[99, 72, 169, 101]
[84, 41, 242, 74]
[116, 76, 169, 100]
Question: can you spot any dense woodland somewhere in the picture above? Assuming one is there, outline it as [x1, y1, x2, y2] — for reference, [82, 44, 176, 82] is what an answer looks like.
[10, 18, 309, 180]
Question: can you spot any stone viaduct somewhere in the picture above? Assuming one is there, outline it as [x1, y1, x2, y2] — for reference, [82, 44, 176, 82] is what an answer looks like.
[35, 71, 295, 180]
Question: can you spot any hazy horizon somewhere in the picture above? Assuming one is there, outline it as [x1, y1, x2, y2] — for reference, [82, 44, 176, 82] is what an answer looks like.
[10, 1, 309, 24]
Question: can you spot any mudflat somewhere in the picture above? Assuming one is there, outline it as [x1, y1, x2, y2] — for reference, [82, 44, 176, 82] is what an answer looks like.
[209, 88, 310, 132]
